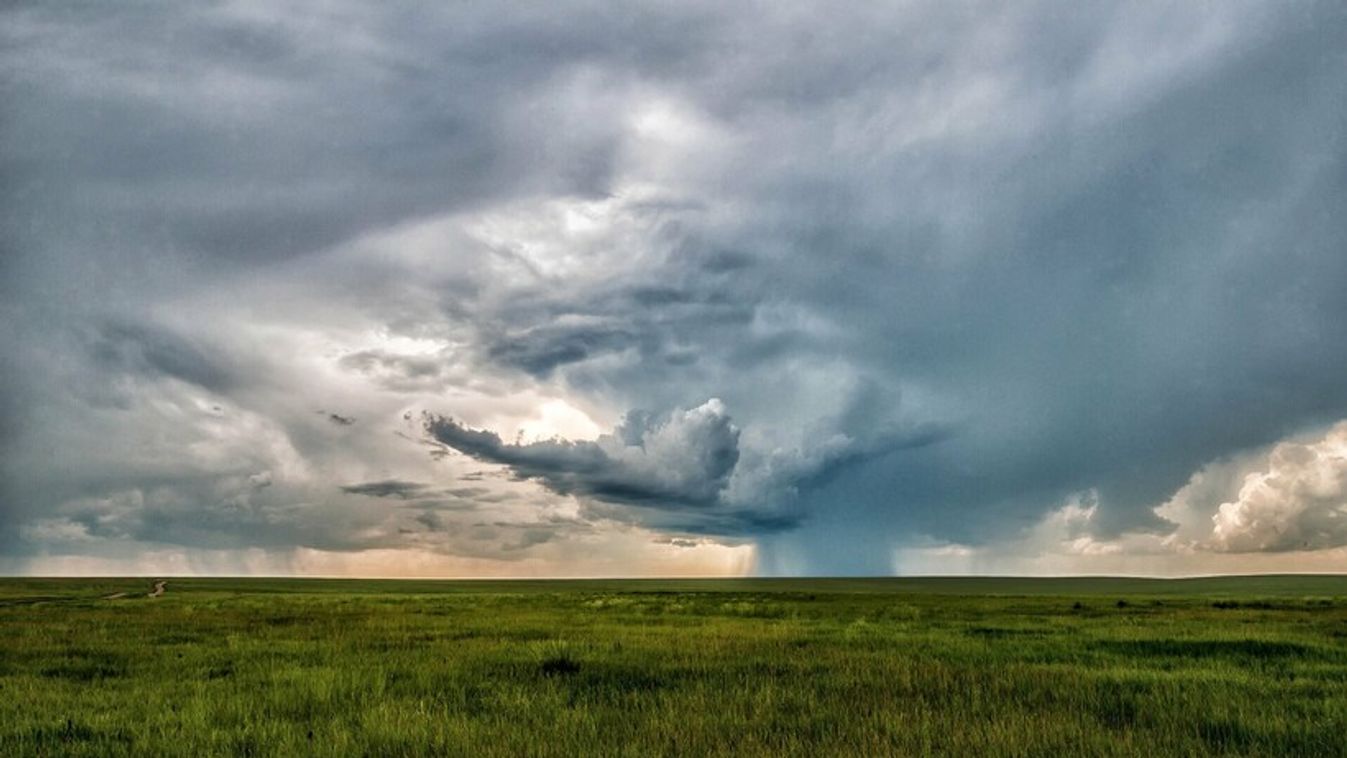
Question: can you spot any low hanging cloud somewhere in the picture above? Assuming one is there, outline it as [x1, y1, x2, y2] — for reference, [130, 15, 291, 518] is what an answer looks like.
[425, 399, 739, 505]
[421, 394, 938, 537]
[1209, 422, 1347, 552]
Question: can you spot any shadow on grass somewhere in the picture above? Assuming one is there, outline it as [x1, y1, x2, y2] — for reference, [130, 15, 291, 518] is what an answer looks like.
[1092, 639, 1315, 661]
[40, 652, 130, 682]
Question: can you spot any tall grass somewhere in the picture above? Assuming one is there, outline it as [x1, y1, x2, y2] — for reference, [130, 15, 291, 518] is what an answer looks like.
[2, 577, 1346, 756]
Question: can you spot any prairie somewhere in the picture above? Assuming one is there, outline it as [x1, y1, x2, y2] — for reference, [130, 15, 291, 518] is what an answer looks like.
[3, 576, 1346, 756]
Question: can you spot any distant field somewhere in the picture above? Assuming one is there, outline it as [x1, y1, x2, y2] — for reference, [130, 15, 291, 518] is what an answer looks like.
[4, 576, 1347, 756]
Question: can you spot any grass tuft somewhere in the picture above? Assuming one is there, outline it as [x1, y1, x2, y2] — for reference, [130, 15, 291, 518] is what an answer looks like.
[533, 640, 583, 677]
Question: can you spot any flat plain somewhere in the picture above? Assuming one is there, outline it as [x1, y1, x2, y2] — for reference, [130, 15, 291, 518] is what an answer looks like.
[4, 575, 1347, 756]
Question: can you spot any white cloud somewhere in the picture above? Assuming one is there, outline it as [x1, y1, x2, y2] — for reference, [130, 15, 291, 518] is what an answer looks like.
[1209, 422, 1347, 552]
[893, 421, 1347, 573]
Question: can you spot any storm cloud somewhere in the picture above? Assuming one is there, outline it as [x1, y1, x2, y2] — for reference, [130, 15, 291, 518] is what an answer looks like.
[340, 480, 432, 500]
[3, 1, 1346, 575]
[425, 400, 764, 530]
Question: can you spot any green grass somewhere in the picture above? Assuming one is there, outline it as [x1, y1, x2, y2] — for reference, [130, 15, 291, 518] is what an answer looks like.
[3, 576, 1347, 756]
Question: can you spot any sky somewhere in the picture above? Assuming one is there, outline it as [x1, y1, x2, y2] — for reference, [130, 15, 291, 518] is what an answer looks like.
[2, 1, 1346, 577]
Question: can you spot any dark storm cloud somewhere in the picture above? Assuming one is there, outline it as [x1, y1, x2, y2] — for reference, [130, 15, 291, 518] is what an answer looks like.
[89, 321, 234, 394]
[339, 350, 448, 392]
[0, 1, 746, 298]
[486, 325, 640, 379]
[465, 261, 758, 380]
[423, 393, 946, 537]
[340, 480, 430, 499]
[424, 402, 807, 538]
[655, 537, 702, 549]
[424, 400, 742, 516]
[3, 1, 1347, 573]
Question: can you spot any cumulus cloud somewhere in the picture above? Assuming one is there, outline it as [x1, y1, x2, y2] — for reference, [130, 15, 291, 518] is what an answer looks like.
[890, 424, 1347, 574]
[1209, 423, 1347, 552]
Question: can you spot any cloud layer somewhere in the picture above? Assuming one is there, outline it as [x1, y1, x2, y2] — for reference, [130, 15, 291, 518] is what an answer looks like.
[3, 1, 1346, 575]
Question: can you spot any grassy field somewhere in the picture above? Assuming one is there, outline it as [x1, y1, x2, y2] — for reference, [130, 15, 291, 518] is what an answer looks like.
[3, 576, 1347, 756]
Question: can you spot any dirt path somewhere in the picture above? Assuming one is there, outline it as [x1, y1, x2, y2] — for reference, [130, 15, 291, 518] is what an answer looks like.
[148, 581, 166, 598]
[102, 592, 128, 600]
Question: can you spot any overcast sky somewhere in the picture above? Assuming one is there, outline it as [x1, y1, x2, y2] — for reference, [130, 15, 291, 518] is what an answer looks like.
[3, 1, 1346, 576]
